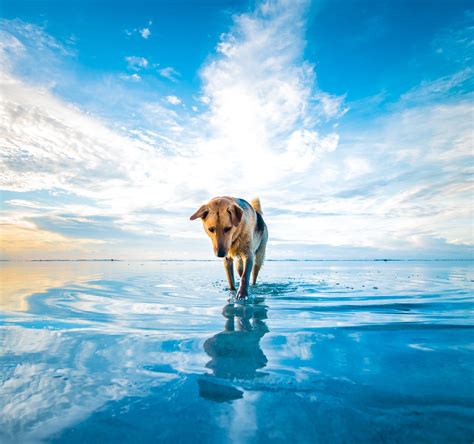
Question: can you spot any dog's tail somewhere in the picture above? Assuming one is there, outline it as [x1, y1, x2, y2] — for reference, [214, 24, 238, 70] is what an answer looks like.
[251, 198, 263, 214]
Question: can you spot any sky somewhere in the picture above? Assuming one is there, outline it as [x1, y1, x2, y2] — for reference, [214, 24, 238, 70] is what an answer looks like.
[0, 0, 473, 260]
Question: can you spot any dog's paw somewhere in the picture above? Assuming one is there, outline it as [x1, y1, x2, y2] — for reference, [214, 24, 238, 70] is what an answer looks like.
[236, 290, 248, 300]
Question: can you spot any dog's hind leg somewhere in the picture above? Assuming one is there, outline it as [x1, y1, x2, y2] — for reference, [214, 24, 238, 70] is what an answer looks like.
[224, 257, 236, 291]
[252, 239, 267, 285]
[251, 264, 261, 286]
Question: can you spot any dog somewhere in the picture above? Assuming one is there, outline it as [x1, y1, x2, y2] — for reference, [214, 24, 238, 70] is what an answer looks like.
[190, 196, 268, 299]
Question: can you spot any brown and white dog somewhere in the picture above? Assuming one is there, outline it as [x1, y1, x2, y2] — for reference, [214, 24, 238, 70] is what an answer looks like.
[190, 196, 268, 299]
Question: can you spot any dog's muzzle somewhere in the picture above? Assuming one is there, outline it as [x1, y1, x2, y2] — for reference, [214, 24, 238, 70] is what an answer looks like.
[216, 249, 227, 258]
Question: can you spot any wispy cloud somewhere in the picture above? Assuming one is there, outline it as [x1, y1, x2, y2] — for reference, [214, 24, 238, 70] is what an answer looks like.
[0, 18, 75, 58]
[158, 66, 180, 82]
[120, 73, 141, 82]
[399, 68, 473, 104]
[432, 9, 473, 65]
[125, 56, 149, 70]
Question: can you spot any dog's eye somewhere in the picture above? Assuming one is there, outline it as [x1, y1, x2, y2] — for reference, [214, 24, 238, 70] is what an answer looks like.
[208, 227, 216, 233]
[224, 227, 232, 233]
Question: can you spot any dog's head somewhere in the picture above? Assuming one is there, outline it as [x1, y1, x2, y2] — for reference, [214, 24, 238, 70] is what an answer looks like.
[190, 198, 243, 258]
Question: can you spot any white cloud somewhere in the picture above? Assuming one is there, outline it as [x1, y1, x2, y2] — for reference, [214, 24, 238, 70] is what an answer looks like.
[158, 66, 180, 82]
[125, 56, 149, 70]
[315, 92, 349, 118]
[139, 27, 151, 39]
[285, 130, 338, 172]
[125, 21, 152, 40]
[120, 73, 141, 82]
[165, 95, 181, 105]
[189, 0, 343, 192]
[0, 29, 25, 70]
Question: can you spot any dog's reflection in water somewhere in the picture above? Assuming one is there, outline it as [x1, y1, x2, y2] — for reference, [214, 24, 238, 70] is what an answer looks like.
[198, 301, 269, 402]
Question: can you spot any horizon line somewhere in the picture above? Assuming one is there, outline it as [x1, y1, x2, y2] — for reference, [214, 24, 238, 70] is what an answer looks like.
[1, 258, 473, 263]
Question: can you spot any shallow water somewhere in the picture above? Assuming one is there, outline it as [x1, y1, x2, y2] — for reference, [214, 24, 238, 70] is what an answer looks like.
[1, 260, 473, 443]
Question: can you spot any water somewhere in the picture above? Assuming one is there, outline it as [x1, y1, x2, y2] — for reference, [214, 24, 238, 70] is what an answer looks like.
[1, 260, 473, 443]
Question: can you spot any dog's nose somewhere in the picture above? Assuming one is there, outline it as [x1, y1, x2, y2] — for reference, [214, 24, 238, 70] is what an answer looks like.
[216, 249, 226, 258]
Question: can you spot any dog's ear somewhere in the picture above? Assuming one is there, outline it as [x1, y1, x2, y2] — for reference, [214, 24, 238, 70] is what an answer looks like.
[190, 204, 209, 221]
[228, 204, 243, 227]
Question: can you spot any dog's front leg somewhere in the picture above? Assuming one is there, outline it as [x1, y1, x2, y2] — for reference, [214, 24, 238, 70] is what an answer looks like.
[224, 257, 236, 291]
[236, 254, 254, 299]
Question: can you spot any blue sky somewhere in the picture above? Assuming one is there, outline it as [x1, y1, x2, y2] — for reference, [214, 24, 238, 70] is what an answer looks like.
[1, 0, 473, 259]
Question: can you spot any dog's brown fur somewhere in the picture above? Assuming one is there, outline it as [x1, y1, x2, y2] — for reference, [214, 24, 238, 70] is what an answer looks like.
[190, 196, 268, 298]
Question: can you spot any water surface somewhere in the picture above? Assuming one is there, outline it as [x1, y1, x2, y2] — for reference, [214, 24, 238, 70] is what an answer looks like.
[1, 261, 473, 443]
